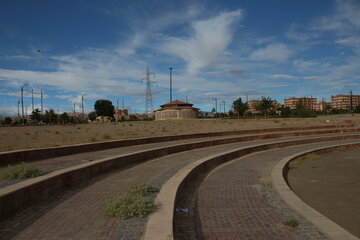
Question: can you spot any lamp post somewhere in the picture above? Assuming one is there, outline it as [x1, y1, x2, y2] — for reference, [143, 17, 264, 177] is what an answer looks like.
[21, 83, 28, 123]
[213, 98, 218, 114]
[81, 94, 87, 118]
[169, 67, 173, 102]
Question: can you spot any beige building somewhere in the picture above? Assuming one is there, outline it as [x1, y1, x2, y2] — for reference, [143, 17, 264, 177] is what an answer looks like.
[284, 97, 317, 110]
[331, 94, 360, 110]
[155, 100, 199, 120]
[114, 109, 129, 121]
[247, 100, 279, 114]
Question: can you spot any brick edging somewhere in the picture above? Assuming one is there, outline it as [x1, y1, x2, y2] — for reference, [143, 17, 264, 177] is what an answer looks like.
[272, 142, 360, 240]
[0, 125, 351, 166]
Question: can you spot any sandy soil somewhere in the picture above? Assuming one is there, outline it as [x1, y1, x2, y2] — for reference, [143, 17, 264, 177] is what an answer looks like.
[1, 114, 359, 152]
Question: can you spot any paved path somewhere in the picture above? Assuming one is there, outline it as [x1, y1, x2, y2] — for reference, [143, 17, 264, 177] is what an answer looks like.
[288, 148, 360, 238]
[0, 134, 359, 239]
[192, 140, 358, 240]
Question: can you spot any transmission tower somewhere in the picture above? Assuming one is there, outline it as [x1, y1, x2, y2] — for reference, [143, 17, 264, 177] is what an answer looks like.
[142, 66, 157, 115]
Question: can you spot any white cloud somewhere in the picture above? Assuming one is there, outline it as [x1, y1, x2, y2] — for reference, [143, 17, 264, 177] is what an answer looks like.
[249, 43, 292, 62]
[312, 0, 360, 33]
[285, 23, 318, 42]
[303, 76, 321, 80]
[270, 74, 297, 80]
[161, 10, 243, 74]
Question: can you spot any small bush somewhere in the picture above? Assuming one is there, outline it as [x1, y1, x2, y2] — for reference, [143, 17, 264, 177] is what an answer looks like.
[284, 218, 299, 228]
[0, 163, 43, 180]
[128, 183, 157, 196]
[104, 183, 157, 219]
[104, 194, 154, 219]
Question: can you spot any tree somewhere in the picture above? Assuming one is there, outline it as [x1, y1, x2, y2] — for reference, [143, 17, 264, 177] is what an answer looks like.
[278, 106, 291, 118]
[43, 109, 57, 124]
[232, 98, 248, 117]
[354, 105, 360, 113]
[4, 117, 12, 125]
[255, 97, 274, 116]
[88, 111, 97, 121]
[30, 108, 42, 122]
[59, 112, 70, 124]
[94, 99, 115, 118]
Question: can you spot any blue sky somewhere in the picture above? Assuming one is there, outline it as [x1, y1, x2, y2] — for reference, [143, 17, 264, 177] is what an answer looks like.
[1, 0, 360, 116]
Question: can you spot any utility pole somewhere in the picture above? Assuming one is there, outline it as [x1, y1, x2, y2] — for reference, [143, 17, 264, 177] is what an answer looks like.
[73, 103, 76, 117]
[40, 89, 44, 116]
[81, 94, 87, 118]
[122, 99, 124, 110]
[186, 96, 188, 103]
[117, 99, 120, 109]
[17, 99, 20, 119]
[21, 83, 28, 123]
[213, 98, 218, 114]
[246, 93, 248, 103]
[142, 66, 157, 115]
[31, 88, 34, 112]
[222, 100, 226, 113]
[169, 67, 173, 102]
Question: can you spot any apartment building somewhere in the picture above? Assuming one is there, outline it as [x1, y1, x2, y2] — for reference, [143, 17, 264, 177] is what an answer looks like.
[284, 97, 317, 110]
[331, 94, 360, 110]
[247, 100, 279, 114]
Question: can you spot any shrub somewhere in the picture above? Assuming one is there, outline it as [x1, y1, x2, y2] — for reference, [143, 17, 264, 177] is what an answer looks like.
[104, 194, 154, 219]
[128, 183, 158, 196]
[104, 183, 157, 219]
[0, 163, 43, 180]
[284, 218, 299, 228]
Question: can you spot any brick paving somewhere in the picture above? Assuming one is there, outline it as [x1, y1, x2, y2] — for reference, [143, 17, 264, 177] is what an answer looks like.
[194, 140, 360, 240]
[1, 138, 287, 240]
[0, 134, 359, 239]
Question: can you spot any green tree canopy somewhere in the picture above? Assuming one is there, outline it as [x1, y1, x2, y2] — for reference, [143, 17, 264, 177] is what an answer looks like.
[88, 111, 97, 121]
[59, 112, 70, 124]
[255, 96, 274, 116]
[43, 109, 57, 124]
[232, 98, 248, 117]
[94, 99, 115, 118]
[30, 108, 42, 122]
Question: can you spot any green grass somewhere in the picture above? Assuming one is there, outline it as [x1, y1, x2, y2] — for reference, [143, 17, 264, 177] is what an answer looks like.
[284, 218, 299, 228]
[0, 163, 43, 180]
[104, 183, 157, 219]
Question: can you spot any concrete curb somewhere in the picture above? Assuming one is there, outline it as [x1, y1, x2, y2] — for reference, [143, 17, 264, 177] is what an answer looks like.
[0, 125, 352, 166]
[272, 142, 360, 240]
[143, 136, 360, 240]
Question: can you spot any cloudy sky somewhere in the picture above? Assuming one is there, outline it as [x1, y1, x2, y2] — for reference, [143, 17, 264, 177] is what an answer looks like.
[1, 0, 359, 116]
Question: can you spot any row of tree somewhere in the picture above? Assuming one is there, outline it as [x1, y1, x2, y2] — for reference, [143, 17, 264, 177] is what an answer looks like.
[231, 97, 360, 118]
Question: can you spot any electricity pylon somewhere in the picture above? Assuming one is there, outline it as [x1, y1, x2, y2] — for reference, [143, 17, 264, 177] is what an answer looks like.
[142, 66, 158, 115]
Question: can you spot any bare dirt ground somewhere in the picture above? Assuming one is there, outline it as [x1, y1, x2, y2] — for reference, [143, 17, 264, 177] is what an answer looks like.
[1, 114, 359, 152]
[288, 147, 360, 237]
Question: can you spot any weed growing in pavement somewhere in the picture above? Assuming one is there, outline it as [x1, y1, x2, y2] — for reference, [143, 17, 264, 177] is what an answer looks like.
[128, 183, 158, 196]
[0, 163, 43, 180]
[284, 218, 299, 228]
[90, 137, 97, 142]
[104, 183, 158, 219]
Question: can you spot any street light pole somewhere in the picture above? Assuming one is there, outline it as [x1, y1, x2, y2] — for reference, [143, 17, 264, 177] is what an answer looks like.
[169, 67, 173, 102]
[31, 88, 34, 112]
[21, 83, 28, 123]
[81, 94, 87, 118]
[213, 98, 217, 114]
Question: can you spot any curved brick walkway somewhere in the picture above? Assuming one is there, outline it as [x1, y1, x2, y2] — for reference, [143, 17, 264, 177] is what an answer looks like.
[0, 134, 358, 239]
[193, 139, 359, 240]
